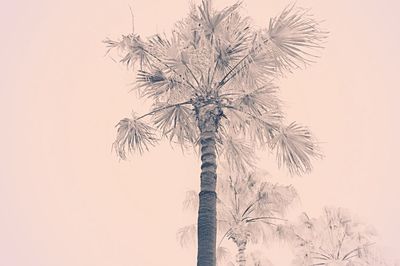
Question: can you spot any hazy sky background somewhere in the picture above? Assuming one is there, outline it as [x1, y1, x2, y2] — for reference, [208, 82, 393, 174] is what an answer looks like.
[1, 0, 399, 265]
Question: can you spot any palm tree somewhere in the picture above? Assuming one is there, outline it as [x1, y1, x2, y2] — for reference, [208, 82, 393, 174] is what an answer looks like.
[104, 1, 326, 265]
[179, 171, 298, 265]
[290, 207, 387, 266]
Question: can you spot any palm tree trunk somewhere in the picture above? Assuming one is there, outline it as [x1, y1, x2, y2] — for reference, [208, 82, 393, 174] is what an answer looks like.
[196, 106, 221, 266]
[236, 241, 247, 266]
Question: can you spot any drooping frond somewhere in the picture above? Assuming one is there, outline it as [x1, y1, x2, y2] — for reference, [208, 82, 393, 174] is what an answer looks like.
[136, 69, 190, 102]
[260, 183, 298, 215]
[230, 84, 281, 116]
[183, 190, 198, 211]
[216, 246, 231, 265]
[246, 111, 282, 146]
[103, 34, 150, 69]
[177, 224, 197, 247]
[113, 114, 158, 159]
[271, 122, 321, 175]
[220, 103, 282, 147]
[265, 4, 327, 73]
[217, 134, 257, 174]
[152, 102, 199, 146]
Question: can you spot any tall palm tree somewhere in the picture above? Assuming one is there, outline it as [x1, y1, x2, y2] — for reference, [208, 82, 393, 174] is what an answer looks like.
[104, 1, 326, 265]
[179, 171, 298, 265]
[290, 207, 387, 266]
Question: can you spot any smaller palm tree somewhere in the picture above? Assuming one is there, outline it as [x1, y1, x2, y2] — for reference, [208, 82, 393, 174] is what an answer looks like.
[289, 207, 387, 266]
[179, 171, 298, 266]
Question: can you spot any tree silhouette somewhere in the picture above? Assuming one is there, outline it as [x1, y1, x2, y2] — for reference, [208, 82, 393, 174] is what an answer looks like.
[179, 171, 298, 265]
[290, 207, 387, 266]
[104, 1, 326, 265]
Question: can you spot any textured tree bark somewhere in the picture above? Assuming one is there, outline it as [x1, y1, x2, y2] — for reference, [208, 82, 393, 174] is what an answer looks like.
[196, 106, 220, 266]
[236, 241, 247, 266]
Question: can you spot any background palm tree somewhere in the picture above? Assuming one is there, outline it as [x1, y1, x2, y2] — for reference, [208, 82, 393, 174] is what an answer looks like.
[104, 1, 326, 265]
[289, 207, 388, 266]
[179, 171, 298, 266]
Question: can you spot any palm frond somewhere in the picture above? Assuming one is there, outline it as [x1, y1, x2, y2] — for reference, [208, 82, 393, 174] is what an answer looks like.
[217, 134, 257, 174]
[231, 84, 281, 116]
[263, 184, 298, 215]
[152, 102, 199, 146]
[271, 122, 321, 175]
[220, 104, 282, 147]
[147, 33, 171, 57]
[103, 34, 150, 69]
[216, 246, 231, 264]
[112, 114, 158, 159]
[183, 190, 198, 211]
[136, 69, 190, 102]
[246, 111, 282, 146]
[198, 0, 242, 43]
[177, 224, 197, 247]
[211, 13, 253, 81]
[215, 32, 277, 91]
[265, 4, 327, 73]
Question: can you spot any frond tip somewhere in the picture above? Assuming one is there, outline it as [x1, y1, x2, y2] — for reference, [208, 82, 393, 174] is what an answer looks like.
[113, 114, 158, 159]
[271, 122, 322, 175]
[266, 5, 328, 72]
[177, 224, 197, 247]
[218, 134, 257, 174]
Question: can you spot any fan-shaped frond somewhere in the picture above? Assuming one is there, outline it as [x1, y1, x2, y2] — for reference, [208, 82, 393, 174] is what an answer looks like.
[232, 36, 277, 87]
[271, 122, 321, 175]
[183, 190, 199, 211]
[231, 84, 281, 116]
[177, 224, 197, 247]
[198, 0, 242, 43]
[216, 246, 232, 265]
[211, 13, 253, 83]
[152, 102, 199, 146]
[246, 111, 282, 146]
[104, 34, 150, 69]
[112, 114, 158, 159]
[215, 32, 278, 92]
[217, 134, 257, 174]
[265, 5, 327, 73]
[136, 69, 191, 102]
[263, 184, 298, 215]
[220, 104, 282, 147]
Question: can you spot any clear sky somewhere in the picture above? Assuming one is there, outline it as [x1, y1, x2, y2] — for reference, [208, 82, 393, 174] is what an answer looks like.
[1, 0, 399, 265]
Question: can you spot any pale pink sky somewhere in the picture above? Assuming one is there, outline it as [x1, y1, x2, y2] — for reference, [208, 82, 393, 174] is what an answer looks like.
[0, 0, 399, 265]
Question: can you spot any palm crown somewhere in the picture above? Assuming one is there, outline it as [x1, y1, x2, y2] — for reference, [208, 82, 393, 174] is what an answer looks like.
[105, 0, 326, 175]
[179, 171, 298, 265]
[290, 208, 387, 266]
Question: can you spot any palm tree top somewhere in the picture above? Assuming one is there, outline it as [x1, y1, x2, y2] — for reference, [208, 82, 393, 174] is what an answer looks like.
[180, 171, 298, 246]
[105, 0, 327, 175]
[290, 207, 388, 265]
